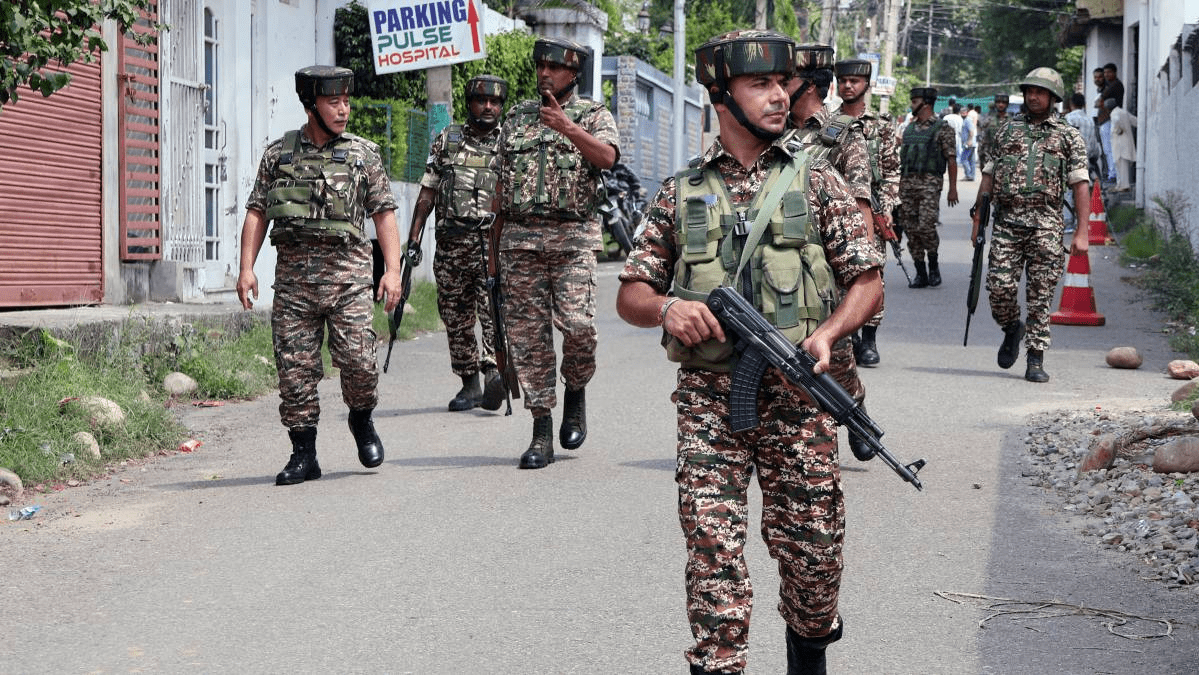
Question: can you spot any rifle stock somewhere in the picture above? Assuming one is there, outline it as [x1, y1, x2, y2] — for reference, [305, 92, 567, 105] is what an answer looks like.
[707, 287, 926, 491]
[964, 194, 992, 346]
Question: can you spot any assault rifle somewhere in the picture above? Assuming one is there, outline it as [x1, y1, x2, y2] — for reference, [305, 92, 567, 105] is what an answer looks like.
[706, 287, 926, 491]
[964, 193, 992, 347]
[888, 238, 913, 286]
[483, 214, 521, 414]
[382, 228, 425, 374]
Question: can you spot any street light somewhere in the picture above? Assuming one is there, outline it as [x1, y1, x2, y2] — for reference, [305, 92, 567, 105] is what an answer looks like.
[638, 2, 650, 35]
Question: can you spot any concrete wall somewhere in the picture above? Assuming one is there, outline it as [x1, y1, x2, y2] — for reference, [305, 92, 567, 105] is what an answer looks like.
[602, 55, 706, 190]
[1141, 23, 1199, 248]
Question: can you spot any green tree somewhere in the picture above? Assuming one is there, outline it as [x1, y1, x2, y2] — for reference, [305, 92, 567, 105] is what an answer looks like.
[451, 31, 539, 121]
[335, 0, 428, 106]
[0, 0, 158, 111]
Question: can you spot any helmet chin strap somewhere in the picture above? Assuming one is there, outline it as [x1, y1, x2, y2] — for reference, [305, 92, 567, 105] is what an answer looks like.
[306, 103, 338, 139]
[726, 94, 785, 142]
[550, 76, 578, 102]
[468, 108, 499, 131]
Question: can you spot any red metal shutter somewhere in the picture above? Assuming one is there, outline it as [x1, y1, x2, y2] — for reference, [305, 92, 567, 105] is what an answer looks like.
[0, 60, 104, 308]
[119, 5, 162, 261]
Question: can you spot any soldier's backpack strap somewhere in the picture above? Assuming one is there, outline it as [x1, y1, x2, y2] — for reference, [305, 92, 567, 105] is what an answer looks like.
[818, 113, 857, 148]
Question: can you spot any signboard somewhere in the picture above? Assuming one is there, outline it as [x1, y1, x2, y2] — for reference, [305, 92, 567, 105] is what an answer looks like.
[873, 76, 897, 97]
[368, 0, 488, 74]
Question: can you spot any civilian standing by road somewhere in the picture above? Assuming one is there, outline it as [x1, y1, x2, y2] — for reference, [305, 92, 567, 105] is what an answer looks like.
[493, 37, 619, 470]
[1107, 98, 1137, 193]
[895, 87, 958, 288]
[973, 68, 1090, 383]
[407, 74, 508, 412]
[1096, 63, 1124, 184]
[236, 66, 402, 486]
[616, 29, 883, 675]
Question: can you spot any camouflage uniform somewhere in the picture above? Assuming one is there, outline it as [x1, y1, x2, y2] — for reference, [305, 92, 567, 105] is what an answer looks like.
[420, 123, 501, 378]
[619, 134, 882, 673]
[246, 126, 397, 429]
[976, 104, 1008, 173]
[984, 113, 1088, 350]
[896, 117, 956, 263]
[792, 109, 872, 399]
[495, 93, 619, 412]
[849, 109, 901, 328]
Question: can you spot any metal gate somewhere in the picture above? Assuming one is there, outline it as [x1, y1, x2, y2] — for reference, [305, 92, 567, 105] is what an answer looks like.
[0, 60, 104, 308]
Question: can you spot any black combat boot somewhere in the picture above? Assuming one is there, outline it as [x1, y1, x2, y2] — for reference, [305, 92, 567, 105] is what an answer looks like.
[855, 325, 880, 366]
[909, 260, 929, 288]
[276, 427, 321, 486]
[786, 618, 844, 675]
[560, 387, 587, 450]
[348, 408, 384, 468]
[519, 415, 554, 469]
[927, 252, 942, 287]
[1025, 349, 1050, 383]
[997, 320, 1025, 369]
[447, 372, 482, 411]
[480, 366, 505, 411]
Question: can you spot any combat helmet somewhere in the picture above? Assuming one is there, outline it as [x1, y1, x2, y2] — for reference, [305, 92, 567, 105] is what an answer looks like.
[466, 74, 508, 103]
[295, 66, 354, 108]
[910, 87, 937, 103]
[795, 44, 835, 77]
[835, 59, 873, 78]
[695, 30, 796, 105]
[993, 93, 1009, 104]
[532, 36, 588, 71]
[1020, 67, 1066, 102]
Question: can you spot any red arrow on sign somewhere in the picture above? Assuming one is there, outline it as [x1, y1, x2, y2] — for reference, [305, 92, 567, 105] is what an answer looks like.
[467, 0, 481, 53]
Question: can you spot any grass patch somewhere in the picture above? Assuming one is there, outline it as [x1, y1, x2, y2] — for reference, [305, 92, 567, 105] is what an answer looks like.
[0, 281, 442, 489]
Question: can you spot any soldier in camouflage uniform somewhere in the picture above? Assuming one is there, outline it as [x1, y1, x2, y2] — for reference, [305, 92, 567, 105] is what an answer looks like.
[786, 45, 878, 465]
[972, 68, 1090, 383]
[895, 87, 958, 288]
[494, 37, 620, 469]
[236, 66, 402, 486]
[408, 75, 508, 413]
[835, 59, 901, 367]
[976, 93, 1009, 174]
[616, 30, 883, 675]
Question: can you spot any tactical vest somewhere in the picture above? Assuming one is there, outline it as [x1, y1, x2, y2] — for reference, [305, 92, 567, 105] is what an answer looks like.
[502, 98, 603, 221]
[437, 124, 500, 236]
[266, 131, 368, 244]
[900, 118, 947, 177]
[991, 116, 1068, 205]
[667, 145, 836, 371]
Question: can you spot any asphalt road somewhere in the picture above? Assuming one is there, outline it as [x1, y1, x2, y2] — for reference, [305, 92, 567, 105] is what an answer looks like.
[3, 177, 1198, 674]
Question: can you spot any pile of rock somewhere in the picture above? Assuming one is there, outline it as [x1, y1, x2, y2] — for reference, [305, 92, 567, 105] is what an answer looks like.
[1020, 406, 1199, 594]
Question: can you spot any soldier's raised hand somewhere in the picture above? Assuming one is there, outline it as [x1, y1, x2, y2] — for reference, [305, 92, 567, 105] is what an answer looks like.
[539, 89, 570, 134]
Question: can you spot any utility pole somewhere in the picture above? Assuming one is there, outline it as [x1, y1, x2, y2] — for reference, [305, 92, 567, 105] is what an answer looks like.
[671, 0, 686, 172]
[880, 0, 901, 115]
[819, 0, 837, 45]
[925, 0, 933, 87]
[755, 0, 768, 30]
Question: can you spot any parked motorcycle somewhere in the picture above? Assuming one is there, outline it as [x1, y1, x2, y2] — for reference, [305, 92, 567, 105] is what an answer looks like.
[599, 163, 648, 259]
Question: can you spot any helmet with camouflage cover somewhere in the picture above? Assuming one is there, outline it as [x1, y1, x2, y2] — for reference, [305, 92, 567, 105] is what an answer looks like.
[794, 44, 835, 78]
[910, 87, 937, 104]
[532, 36, 588, 71]
[993, 93, 1009, 104]
[695, 30, 796, 105]
[1020, 67, 1065, 102]
[465, 74, 508, 103]
[835, 59, 872, 78]
[295, 65, 354, 108]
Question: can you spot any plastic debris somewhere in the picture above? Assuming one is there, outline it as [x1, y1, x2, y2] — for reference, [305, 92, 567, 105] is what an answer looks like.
[7, 505, 41, 521]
